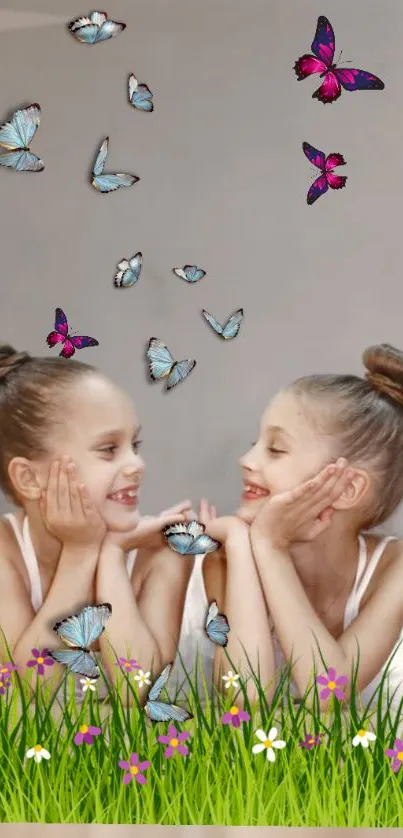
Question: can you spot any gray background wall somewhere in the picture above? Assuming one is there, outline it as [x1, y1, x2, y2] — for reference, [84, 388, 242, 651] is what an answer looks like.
[1, 0, 402, 535]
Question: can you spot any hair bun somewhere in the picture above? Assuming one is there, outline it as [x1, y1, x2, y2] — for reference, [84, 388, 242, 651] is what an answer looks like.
[363, 343, 403, 406]
[0, 344, 32, 382]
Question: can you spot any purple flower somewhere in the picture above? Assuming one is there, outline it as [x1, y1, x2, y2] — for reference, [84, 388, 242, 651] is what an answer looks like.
[0, 662, 19, 678]
[385, 738, 403, 773]
[26, 649, 54, 676]
[298, 732, 324, 750]
[157, 724, 190, 758]
[221, 704, 250, 728]
[316, 667, 347, 701]
[118, 752, 150, 785]
[74, 724, 102, 746]
[115, 657, 140, 673]
[0, 679, 11, 696]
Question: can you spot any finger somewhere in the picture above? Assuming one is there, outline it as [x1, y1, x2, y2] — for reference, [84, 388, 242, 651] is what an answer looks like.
[183, 508, 198, 522]
[67, 462, 83, 517]
[58, 458, 72, 514]
[199, 498, 211, 526]
[79, 483, 96, 518]
[46, 459, 60, 519]
[160, 512, 186, 528]
[305, 462, 351, 516]
[162, 500, 192, 516]
[210, 505, 217, 519]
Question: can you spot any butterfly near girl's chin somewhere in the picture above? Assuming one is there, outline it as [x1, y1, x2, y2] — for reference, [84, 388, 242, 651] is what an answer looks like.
[164, 520, 221, 555]
[294, 15, 385, 104]
[46, 307, 99, 358]
[302, 142, 347, 205]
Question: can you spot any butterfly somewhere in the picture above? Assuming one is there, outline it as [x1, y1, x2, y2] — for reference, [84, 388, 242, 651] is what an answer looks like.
[0, 103, 44, 172]
[202, 308, 243, 340]
[144, 662, 193, 722]
[128, 74, 154, 112]
[303, 142, 347, 205]
[49, 603, 112, 679]
[146, 338, 196, 391]
[68, 11, 126, 44]
[173, 266, 206, 284]
[46, 307, 99, 359]
[91, 137, 139, 193]
[294, 16, 385, 104]
[164, 520, 221, 556]
[205, 600, 230, 647]
[114, 251, 142, 287]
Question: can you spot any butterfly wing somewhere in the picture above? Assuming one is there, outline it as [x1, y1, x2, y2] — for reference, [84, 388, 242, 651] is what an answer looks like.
[49, 649, 100, 679]
[173, 266, 206, 283]
[92, 173, 139, 192]
[312, 71, 342, 104]
[326, 172, 347, 192]
[59, 340, 77, 359]
[202, 310, 223, 336]
[114, 252, 142, 287]
[68, 14, 125, 43]
[70, 335, 99, 350]
[302, 142, 326, 170]
[164, 526, 197, 555]
[129, 76, 153, 111]
[205, 601, 230, 646]
[0, 104, 41, 150]
[334, 67, 385, 92]
[147, 338, 175, 381]
[307, 175, 329, 205]
[92, 138, 109, 176]
[147, 663, 172, 702]
[95, 19, 126, 42]
[145, 700, 192, 723]
[187, 534, 221, 555]
[0, 150, 44, 171]
[53, 603, 112, 649]
[166, 360, 196, 391]
[222, 309, 244, 340]
[325, 153, 346, 171]
[46, 307, 69, 350]
[311, 16, 335, 65]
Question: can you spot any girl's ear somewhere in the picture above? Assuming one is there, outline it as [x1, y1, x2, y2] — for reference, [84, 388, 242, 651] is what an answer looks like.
[7, 456, 42, 502]
[331, 467, 371, 512]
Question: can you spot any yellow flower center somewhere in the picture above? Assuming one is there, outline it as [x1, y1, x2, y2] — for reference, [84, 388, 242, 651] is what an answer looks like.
[308, 738, 315, 744]
[34, 745, 42, 752]
[264, 739, 273, 748]
[79, 725, 88, 734]
[229, 706, 239, 715]
[170, 738, 179, 748]
[328, 680, 336, 690]
[0, 667, 8, 674]
[37, 657, 44, 665]
[124, 663, 131, 668]
[130, 765, 139, 775]
[358, 729, 366, 737]
[398, 751, 403, 762]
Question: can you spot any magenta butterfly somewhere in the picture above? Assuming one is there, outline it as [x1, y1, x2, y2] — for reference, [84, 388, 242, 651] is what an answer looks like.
[303, 142, 347, 205]
[46, 308, 99, 359]
[294, 16, 384, 104]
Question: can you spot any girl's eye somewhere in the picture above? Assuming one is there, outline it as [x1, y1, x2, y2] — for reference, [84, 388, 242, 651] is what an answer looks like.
[132, 439, 143, 452]
[268, 447, 285, 455]
[100, 445, 116, 454]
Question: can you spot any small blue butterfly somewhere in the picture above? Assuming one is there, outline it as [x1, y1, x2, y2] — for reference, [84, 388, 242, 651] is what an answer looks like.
[128, 74, 154, 112]
[91, 137, 139, 193]
[205, 600, 230, 647]
[147, 338, 196, 391]
[114, 251, 142, 287]
[202, 308, 244, 340]
[49, 603, 112, 679]
[68, 11, 126, 44]
[144, 663, 193, 722]
[164, 520, 221, 556]
[173, 266, 206, 284]
[0, 103, 44, 172]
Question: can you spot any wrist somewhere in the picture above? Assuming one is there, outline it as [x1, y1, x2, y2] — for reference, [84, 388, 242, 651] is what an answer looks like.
[250, 526, 290, 555]
[60, 542, 100, 563]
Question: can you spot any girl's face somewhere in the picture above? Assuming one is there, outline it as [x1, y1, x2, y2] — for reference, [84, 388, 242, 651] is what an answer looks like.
[42, 374, 145, 531]
[236, 388, 334, 524]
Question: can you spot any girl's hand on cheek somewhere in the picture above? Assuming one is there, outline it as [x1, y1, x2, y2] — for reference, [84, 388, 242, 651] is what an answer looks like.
[250, 458, 353, 550]
[199, 499, 249, 548]
[104, 499, 195, 551]
[39, 456, 107, 550]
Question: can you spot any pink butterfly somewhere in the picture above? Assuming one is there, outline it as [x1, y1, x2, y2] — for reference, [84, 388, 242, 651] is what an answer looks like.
[303, 142, 347, 205]
[294, 16, 385, 104]
[46, 308, 99, 359]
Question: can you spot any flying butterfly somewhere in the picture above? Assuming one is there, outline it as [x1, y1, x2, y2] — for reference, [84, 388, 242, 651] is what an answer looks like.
[202, 308, 243, 340]
[46, 307, 99, 359]
[173, 266, 206, 284]
[146, 338, 196, 391]
[303, 141, 347, 205]
[164, 520, 221, 556]
[294, 15, 385, 104]
[128, 74, 154, 112]
[91, 137, 139, 193]
[68, 11, 126, 44]
[205, 600, 230, 647]
[49, 603, 112, 679]
[114, 251, 142, 287]
[144, 662, 193, 722]
[0, 103, 44, 172]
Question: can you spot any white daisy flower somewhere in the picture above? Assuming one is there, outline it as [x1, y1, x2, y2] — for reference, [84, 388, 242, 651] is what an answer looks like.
[252, 727, 286, 762]
[352, 728, 377, 749]
[221, 670, 240, 689]
[79, 677, 97, 693]
[134, 669, 151, 688]
[26, 744, 51, 764]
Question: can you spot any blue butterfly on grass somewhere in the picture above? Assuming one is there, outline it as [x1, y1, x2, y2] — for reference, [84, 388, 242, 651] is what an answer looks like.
[68, 11, 126, 44]
[49, 603, 112, 679]
[173, 265, 206, 283]
[114, 251, 142, 287]
[146, 337, 196, 391]
[144, 663, 193, 722]
[202, 308, 244, 340]
[128, 74, 154, 112]
[205, 601, 230, 647]
[0, 103, 44, 172]
[91, 137, 139, 193]
[164, 520, 221, 556]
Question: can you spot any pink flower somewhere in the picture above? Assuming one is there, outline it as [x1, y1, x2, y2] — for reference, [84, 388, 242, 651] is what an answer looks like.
[298, 732, 324, 750]
[118, 752, 150, 785]
[26, 649, 54, 676]
[74, 724, 102, 746]
[0, 679, 11, 696]
[316, 667, 347, 701]
[385, 738, 403, 773]
[115, 657, 140, 673]
[157, 724, 190, 759]
[221, 704, 250, 728]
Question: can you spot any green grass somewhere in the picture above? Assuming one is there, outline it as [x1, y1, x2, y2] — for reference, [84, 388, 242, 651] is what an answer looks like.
[0, 650, 403, 826]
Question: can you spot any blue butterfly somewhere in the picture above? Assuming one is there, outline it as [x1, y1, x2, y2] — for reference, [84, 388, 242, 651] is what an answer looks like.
[91, 137, 139, 193]
[173, 265, 206, 283]
[114, 251, 142, 287]
[202, 308, 243, 340]
[0, 103, 44, 172]
[205, 600, 230, 647]
[164, 520, 221, 556]
[49, 603, 112, 679]
[144, 663, 193, 722]
[147, 338, 196, 391]
[68, 11, 126, 44]
[128, 74, 154, 112]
